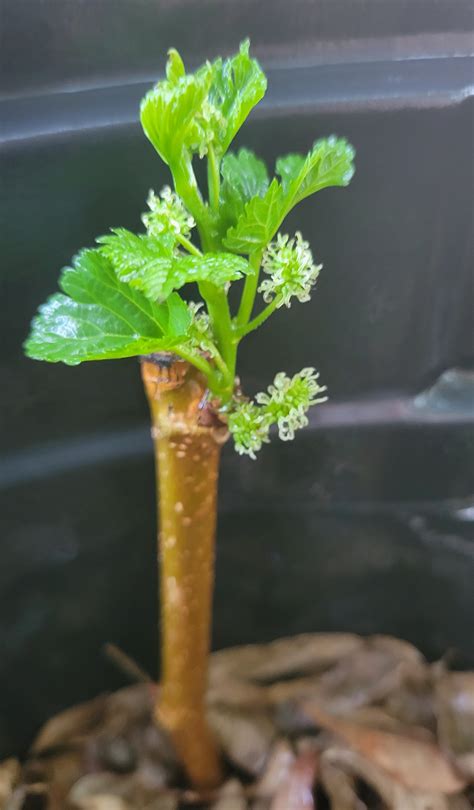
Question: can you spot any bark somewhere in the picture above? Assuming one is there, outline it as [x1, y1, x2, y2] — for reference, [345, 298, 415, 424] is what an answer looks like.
[141, 354, 228, 789]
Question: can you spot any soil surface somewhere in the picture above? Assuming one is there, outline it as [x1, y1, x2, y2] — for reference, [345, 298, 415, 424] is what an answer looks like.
[2, 633, 473, 809]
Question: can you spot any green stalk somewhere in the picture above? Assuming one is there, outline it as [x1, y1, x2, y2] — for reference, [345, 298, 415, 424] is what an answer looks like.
[176, 233, 202, 257]
[173, 346, 219, 387]
[171, 155, 206, 226]
[207, 144, 221, 211]
[141, 356, 228, 789]
[236, 297, 279, 338]
[200, 282, 236, 381]
[236, 250, 263, 327]
[208, 347, 231, 382]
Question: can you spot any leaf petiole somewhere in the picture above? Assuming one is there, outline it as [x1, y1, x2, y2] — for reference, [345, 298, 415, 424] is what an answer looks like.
[211, 347, 231, 381]
[173, 346, 216, 381]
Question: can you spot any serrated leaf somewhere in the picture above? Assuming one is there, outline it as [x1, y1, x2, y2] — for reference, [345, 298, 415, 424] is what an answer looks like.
[24, 250, 191, 365]
[140, 41, 266, 167]
[277, 137, 355, 203]
[98, 227, 250, 300]
[98, 228, 176, 271]
[125, 252, 250, 301]
[275, 154, 305, 193]
[209, 40, 267, 155]
[98, 228, 176, 298]
[140, 66, 212, 166]
[24, 294, 175, 364]
[60, 248, 174, 333]
[177, 252, 249, 282]
[224, 138, 355, 254]
[223, 179, 285, 253]
[220, 148, 269, 229]
[166, 48, 185, 84]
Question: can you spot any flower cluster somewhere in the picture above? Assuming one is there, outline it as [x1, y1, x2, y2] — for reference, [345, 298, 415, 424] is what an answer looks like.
[259, 232, 322, 308]
[142, 187, 195, 240]
[191, 98, 226, 158]
[227, 401, 270, 460]
[256, 368, 327, 441]
[227, 368, 327, 457]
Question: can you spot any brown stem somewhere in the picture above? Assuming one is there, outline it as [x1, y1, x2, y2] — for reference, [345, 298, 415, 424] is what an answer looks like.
[141, 354, 228, 789]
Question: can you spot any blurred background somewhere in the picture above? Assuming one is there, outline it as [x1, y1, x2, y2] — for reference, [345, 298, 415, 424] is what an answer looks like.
[1, 0, 473, 757]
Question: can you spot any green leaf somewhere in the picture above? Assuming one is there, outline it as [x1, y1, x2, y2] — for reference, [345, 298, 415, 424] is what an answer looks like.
[166, 291, 192, 335]
[224, 137, 355, 254]
[275, 154, 304, 193]
[140, 41, 266, 167]
[166, 48, 185, 84]
[220, 148, 269, 228]
[99, 227, 250, 301]
[124, 251, 250, 301]
[177, 252, 249, 283]
[208, 40, 267, 155]
[223, 179, 285, 253]
[98, 228, 176, 298]
[24, 250, 191, 365]
[277, 137, 355, 203]
[140, 63, 213, 166]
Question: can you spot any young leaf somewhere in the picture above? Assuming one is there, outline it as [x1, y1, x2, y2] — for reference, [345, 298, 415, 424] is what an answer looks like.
[220, 148, 269, 228]
[99, 228, 250, 300]
[24, 250, 191, 365]
[125, 252, 250, 301]
[166, 48, 185, 84]
[276, 137, 355, 203]
[98, 227, 175, 277]
[98, 229, 176, 298]
[224, 179, 285, 253]
[141, 41, 266, 169]
[225, 138, 355, 254]
[208, 40, 267, 155]
[140, 64, 213, 166]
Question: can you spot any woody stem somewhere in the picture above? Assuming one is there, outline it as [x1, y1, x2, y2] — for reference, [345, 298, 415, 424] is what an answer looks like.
[141, 355, 227, 790]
